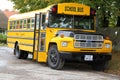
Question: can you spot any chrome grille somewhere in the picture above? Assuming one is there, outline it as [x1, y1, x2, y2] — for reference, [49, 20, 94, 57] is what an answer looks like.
[74, 34, 103, 48]
[74, 34, 103, 41]
[74, 42, 103, 48]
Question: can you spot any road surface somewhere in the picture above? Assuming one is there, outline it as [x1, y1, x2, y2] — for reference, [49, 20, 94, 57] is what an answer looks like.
[0, 46, 120, 80]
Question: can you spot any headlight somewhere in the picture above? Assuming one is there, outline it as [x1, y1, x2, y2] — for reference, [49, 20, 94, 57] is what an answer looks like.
[61, 42, 68, 47]
[105, 44, 111, 48]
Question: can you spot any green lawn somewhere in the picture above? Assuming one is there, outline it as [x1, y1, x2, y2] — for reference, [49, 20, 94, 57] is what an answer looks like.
[0, 43, 6, 46]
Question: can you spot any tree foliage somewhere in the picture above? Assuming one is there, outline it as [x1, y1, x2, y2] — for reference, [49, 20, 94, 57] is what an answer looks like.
[10, 0, 120, 27]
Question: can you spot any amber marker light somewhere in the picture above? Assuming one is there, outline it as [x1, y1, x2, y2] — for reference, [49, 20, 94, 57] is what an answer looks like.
[60, 34, 64, 38]
[105, 36, 110, 40]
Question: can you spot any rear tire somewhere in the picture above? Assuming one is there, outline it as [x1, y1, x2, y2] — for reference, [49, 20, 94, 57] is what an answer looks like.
[14, 44, 22, 59]
[21, 50, 28, 59]
[14, 44, 28, 59]
[47, 45, 65, 70]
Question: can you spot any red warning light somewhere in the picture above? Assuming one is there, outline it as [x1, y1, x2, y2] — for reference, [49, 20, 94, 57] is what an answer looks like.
[51, 5, 57, 13]
[91, 10, 96, 15]
[52, 7, 57, 12]
[90, 9, 96, 16]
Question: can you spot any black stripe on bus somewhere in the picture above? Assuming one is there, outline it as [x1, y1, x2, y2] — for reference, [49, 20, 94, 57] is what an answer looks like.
[7, 41, 33, 47]
[7, 36, 37, 40]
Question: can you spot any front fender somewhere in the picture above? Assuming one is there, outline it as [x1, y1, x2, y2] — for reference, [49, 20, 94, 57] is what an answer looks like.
[50, 37, 74, 51]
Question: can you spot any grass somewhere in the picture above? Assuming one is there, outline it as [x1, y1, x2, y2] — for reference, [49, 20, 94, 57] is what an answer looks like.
[105, 51, 120, 75]
[0, 43, 6, 46]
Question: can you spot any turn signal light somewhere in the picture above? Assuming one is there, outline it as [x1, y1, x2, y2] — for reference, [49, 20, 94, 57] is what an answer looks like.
[105, 36, 110, 40]
[60, 34, 64, 38]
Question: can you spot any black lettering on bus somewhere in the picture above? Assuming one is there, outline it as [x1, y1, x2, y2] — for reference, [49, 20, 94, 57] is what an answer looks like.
[77, 7, 83, 12]
[65, 6, 77, 12]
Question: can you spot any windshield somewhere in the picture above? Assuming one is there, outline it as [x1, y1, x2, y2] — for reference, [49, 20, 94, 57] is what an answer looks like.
[49, 14, 94, 30]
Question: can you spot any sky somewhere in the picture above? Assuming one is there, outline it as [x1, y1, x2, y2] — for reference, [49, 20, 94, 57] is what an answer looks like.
[0, 0, 14, 11]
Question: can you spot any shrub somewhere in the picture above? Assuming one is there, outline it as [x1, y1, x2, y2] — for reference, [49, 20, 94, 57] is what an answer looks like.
[0, 34, 7, 43]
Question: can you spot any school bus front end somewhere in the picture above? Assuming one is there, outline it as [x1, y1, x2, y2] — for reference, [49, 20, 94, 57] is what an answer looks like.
[47, 30, 112, 71]
[50, 30, 112, 59]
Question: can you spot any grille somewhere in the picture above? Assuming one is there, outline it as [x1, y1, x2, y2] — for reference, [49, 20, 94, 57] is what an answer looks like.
[74, 34, 103, 41]
[74, 42, 103, 48]
[74, 34, 103, 48]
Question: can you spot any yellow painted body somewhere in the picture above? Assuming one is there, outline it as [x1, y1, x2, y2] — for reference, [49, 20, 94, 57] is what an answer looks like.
[7, 3, 112, 63]
[7, 30, 34, 52]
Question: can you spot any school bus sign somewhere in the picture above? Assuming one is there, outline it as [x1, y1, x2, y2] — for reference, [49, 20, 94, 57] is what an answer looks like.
[58, 3, 90, 16]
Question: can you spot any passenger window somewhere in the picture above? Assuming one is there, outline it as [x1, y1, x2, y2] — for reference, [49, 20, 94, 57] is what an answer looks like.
[16, 21, 19, 29]
[27, 18, 31, 28]
[13, 21, 16, 29]
[10, 21, 13, 29]
[20, 20, 23, 29]
[41, 14, 46, 30]
[31, 18, 35, 28]
[23, 19, 27, 28]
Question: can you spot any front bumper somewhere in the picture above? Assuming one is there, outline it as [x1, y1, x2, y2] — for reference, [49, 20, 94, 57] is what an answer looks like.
[60, 52, 112, 62]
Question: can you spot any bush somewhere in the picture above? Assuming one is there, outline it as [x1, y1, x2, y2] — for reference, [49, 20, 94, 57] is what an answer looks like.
[0, 34, 7, 43]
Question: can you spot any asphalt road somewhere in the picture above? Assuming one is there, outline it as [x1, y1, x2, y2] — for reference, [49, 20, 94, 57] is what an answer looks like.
[0, 46, 120, 80]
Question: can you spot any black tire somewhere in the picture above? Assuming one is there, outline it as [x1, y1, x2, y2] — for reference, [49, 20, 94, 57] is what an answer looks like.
[21, 50, 28, 59]
[92, 61, 109, 71]
[14, 44, 28, 59]
[14, 44, 22, 59]
[47, 45, 65, 70]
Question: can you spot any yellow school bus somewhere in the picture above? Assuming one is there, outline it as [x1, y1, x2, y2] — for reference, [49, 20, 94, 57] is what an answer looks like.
[7, 3, 112, 70]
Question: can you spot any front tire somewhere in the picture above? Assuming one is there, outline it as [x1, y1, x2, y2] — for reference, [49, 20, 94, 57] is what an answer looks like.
[47, 45, 65, 70]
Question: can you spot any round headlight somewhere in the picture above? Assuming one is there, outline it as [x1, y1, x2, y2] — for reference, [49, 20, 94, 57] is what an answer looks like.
[62, 42, 67, 47]
[105, 44, 110, 48]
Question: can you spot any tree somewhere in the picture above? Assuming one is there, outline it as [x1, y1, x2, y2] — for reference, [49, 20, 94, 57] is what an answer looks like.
[85, 0, 119, 27]
[9, 0, 49, 12]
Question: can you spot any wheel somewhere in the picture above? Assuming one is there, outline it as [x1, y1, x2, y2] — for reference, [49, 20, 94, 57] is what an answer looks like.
[92, 61, 109, 71]
[21, 50, 28, 59]
[22, 51, 28, 59]
[14, 44, 28, 59]
[14, 44, 22, 59]
[47, 45, 65, 70]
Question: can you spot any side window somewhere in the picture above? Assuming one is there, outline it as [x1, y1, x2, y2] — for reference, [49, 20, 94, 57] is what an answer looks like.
[10, 21, 13, 29]
[41, 14, 46, 30]
[20, 20, 23, 29]
[16, 20, 19, 29]
[27, 18, 31, 29]
[15, 21, 17, 29]
[23, 19, 27, 28]
[13, 21, 16, 29]
[10, 21, 20, 29]
[31, 18, 35, 28]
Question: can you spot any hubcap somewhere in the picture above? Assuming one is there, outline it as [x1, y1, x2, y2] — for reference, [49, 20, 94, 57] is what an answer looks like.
[50, 50, 58, 65]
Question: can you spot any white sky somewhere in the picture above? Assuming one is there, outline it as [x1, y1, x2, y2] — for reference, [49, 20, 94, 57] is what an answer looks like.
[0, 0, 14, 10]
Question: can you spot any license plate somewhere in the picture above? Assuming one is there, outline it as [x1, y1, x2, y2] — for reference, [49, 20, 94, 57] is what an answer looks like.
[84, 55, 93, 61]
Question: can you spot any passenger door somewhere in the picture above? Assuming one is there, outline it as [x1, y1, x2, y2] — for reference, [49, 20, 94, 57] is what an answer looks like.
[33, 13, 46, 62]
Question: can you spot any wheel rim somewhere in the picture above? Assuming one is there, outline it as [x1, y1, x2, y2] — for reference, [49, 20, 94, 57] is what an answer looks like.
[50, 50, 58, 65]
